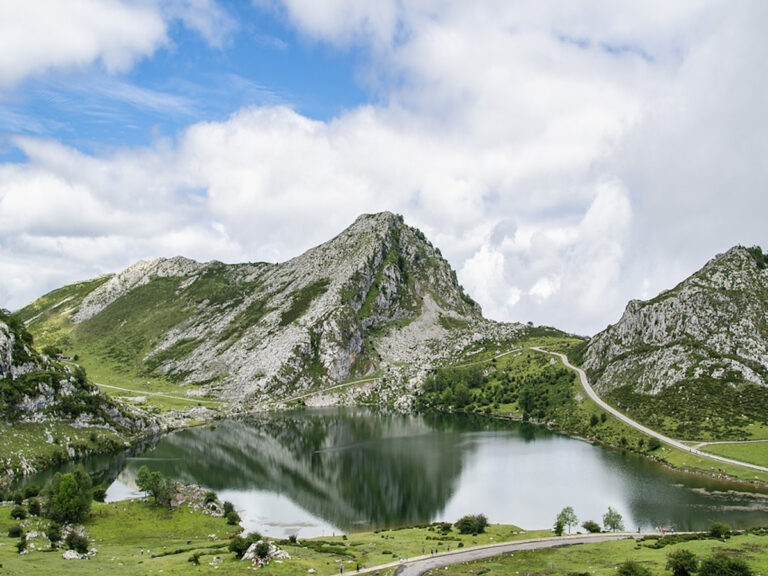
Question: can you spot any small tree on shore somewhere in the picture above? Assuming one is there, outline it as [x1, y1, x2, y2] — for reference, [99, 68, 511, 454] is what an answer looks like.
[556, 506, 578, 534]
[136, 466, 173, 507]
[47, 467, 93, 524]
[602, 507, 624, 532]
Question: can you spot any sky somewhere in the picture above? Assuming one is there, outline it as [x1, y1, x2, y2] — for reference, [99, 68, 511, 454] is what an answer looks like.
[1, 0, 766, 336]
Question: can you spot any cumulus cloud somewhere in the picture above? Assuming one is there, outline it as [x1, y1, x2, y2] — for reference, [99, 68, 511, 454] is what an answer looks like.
[1, 1, 766, 336]
[0, 0, 233, 87]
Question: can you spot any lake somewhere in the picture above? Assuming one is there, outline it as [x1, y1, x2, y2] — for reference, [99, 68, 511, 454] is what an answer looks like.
[20, 408, 768, 537]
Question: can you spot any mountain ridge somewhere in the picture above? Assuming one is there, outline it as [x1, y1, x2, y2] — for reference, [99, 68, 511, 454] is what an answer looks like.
[19, 212, 520, 407]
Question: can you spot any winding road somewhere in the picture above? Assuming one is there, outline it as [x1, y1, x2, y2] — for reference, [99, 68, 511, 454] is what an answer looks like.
[532, 347, 768, 474]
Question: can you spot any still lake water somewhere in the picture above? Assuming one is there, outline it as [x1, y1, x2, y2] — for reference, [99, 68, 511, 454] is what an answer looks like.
[21, 409, 768, 537]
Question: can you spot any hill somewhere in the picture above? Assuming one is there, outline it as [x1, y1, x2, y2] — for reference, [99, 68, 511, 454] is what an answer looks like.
[19, 213, 522, 408]
[582, 246, 768, 440]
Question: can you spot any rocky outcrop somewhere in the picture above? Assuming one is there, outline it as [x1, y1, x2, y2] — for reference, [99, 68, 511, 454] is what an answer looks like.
[584, 246, 768, 395]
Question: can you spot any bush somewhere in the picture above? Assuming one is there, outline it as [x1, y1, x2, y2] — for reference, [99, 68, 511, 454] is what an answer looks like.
[254, 541, 270, 559]
[226, 510, 241, 525]
[23, 484, 40, 499]
[553, 518, 565, 536]
[708, 522, 731, 539]
[454, 514, 488, 535]
[288, 534, 297, 544]
[222, 500, 235, 515]
[92, 486, 107, 503]
[590, 414, 599, 427]
[204, 491, 217, 504]
[188, 551, 202, 565]
[65, 531, 90, 554]
[10, 505, 27, 520]
[582, 520, 601, 533]
[699, 552, 753, 576]
[616, 559, 653, 576]
[8, 524, 24, 538]
[46, 522, 62, 546]
[229, 532, 261, 559]
[12, 492, 23, 505]
[16, 535, 27, 554]
[666, 549, 698, 576]
[648, 437, 661, 451]
[27, 498, 41, 516]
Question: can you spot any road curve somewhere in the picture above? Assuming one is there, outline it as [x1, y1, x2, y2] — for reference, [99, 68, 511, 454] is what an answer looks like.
[389, 533, 638, 576]
[532, 348, 768, 474]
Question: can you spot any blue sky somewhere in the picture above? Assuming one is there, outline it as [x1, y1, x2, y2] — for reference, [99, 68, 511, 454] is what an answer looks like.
[1, 2, 369, 157]
[1, 1, 766, 335]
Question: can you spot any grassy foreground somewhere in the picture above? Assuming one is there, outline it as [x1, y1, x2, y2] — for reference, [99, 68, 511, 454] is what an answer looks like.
[0, 498, 551, 576]
[2, 498, 766, 576]
[428, 532, 768, 575]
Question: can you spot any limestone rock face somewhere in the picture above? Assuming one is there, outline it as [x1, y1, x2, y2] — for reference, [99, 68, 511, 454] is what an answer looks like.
[583, 246, 768, 395]
[22, 213, 523, 405]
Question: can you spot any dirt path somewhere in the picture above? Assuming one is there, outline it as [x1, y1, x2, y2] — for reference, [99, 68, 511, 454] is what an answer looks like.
[533, 348, 768, 474]
[94, 382, 219, 405]
[692, 439, 768, 450]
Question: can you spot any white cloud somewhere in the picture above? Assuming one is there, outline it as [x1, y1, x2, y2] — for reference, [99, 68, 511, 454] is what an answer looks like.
[0, 0, 233, 88]
[1, 1, 766, 336]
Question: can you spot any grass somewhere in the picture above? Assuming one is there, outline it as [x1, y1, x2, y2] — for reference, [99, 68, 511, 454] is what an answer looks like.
[428, 531, 768, 575]
[702, 441, 768, 468]
[0, 498, 550, 576]
[279, 279, 330, 326]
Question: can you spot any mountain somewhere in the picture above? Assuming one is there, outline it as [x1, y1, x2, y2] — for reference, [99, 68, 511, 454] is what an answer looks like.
[582, 246, 768, 439]
[0, 308, 146, 433]
[19, 213, 521, 406]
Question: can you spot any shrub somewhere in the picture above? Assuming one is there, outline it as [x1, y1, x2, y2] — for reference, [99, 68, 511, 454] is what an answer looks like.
[553, 518, 565, 536]
[12, 492, 23, 505]
[454, 514, 488, 535]
[590, 414, 599, 427]
[582, 520, 601, 533]
[647, 437, 661, 451]
[23, 484, 40, 499]
[92, 486, 107, 503]
[254, 541, 270, 559]
[46, 522, 62, 546]
[204, 491, 217, 504]
[288, 534, 297, 544]
[222, 500, 235, 515]
[699, 552, 753, 576]
[136, 466, 173, 507]
[226, 510, 241, 525]
[616, 559, 653, 576]
[10, 505, 27, 520]
[16, 535, 27, 554]
[188, 551, 202, 565]
[65, 531, 90, 554]
[229, 532, 261, 559]
[27, 498, 41, 516]
[8, 524, 24, 538]
[708, 522, 730, 539]
[666, 549, 698, 576]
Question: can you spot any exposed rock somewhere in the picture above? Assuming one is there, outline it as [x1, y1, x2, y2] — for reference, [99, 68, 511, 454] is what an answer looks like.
[584, 246, 768, 396]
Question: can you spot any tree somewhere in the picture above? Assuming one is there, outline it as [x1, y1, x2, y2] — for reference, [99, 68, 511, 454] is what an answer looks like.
[455, 514, 488, 535]
[590, 414, 599, 427]
[708, 522, 730, 539]
[666, 549, 698, 576]
[136, 466, 173, 506]
[603, 507, 624, 532]
[699, 552, 753, 576]
[48, 467, 92, 523]
[582, 520, 601, 533]
[557, 506, 578, 534]
[648, 437, 661, 451]
[46, 522, 62, 548]
[553, 518, 565, 536]
[254, 541, 270, 559]
[518, 384, 536, 420]
[616, 560, 653, 576]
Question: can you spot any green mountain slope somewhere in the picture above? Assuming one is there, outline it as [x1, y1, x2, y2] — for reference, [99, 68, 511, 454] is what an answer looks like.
[19, 213, 521, 406]
[582, 246, 768, 440]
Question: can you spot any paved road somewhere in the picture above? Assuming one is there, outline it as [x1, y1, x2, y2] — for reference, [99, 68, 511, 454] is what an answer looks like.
[533, 348, 768, 474]
[385, 533, 638, 576]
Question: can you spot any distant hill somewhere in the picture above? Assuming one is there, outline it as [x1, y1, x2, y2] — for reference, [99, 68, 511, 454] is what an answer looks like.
[582, 246, 768, 440]
[19, 213, 522, 406]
